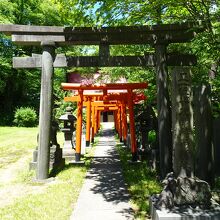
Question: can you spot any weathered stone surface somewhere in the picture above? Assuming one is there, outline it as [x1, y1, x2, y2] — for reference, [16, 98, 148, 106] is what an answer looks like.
[153, 173, 212, 209]
[152, 67, 213, 212]
[150, 197, 220, 220]
[59, 107, 77, 161]
[30, 121, 64, 171]
[174, 177, 211, 206]
[155, 44, 172, 178]
[29, 144, 64, 171]
[213, 117, 220, 176]
[194, 84, 214, 186]
[36, 42, 56, 180]
[172, 67, 194, 178]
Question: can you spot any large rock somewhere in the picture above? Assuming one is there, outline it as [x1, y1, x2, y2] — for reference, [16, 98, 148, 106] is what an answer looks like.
[153, 173, 212, 209]
[174, 176, 211, 206]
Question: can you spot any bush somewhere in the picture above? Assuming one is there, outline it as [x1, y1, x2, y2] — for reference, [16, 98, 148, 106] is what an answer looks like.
[148, 130, 156, 143]
[14, 107, 37, 127]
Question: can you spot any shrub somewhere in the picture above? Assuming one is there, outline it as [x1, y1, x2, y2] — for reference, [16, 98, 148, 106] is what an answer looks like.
[148, 130, 156, 143]
[14, 107, 37, 127]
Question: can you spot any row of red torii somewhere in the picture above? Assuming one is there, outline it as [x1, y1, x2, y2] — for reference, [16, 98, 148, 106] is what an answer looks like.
[61, 82, 148, 162]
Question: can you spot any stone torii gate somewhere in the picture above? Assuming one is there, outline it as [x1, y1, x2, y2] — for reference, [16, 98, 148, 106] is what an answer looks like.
[0, 23, 203, 180]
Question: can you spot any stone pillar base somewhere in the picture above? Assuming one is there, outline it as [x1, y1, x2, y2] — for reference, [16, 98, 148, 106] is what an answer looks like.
[29, 145, 65, 171]
[150, 198, 220, 220]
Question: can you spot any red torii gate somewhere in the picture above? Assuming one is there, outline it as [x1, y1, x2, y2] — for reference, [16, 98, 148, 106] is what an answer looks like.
[62, 82, 148, 162]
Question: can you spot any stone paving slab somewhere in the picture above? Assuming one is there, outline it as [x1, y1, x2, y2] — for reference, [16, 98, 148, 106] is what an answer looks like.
[70, 123, 133, 220]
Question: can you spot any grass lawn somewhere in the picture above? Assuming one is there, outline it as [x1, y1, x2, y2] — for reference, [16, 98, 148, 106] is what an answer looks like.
[116, 143, 162, 220]
[0, 126, 97, 220]
[0, 127, 38, 168]
[0, 165, 88, 220]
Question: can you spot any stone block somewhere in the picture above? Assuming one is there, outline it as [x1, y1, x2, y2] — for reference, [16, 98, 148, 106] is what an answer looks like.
[29, 145, 65, 170]
[150, 198, 220, 220]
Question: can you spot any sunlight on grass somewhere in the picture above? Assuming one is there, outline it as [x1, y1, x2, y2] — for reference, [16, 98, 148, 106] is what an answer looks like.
[0, 126, 99, 220]
[0, 166, 86, 220]
[0, 159, 93, 220]
[0, 127, 38, 169]
[116, 144, 162, 220]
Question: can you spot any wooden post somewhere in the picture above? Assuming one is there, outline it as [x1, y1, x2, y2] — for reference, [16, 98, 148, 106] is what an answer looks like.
[116, 108, 120, 136]
[94, 108, 98, 135]
[91, 105, 95, 143]
[75, 89, 83, 161]
[122, 102, 128, 145]
[97, 110, 101, 131]
[155, 44, 172, 178]
[86, 98, 91, 147]
[95, 107, 99, 134]
[128, 89, 138, 161]
[113, 111, 117, 133]
[118, 103, 123, 142]
[37, 41, 55, 180]
[114, 111, 117, 132]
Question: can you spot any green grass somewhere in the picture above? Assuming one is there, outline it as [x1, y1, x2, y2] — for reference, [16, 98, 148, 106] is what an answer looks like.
[0, 127, 38, 168]
[0, 165, 87, 220]
[0, 126, 98, 220]
[116, 144, 162, 220]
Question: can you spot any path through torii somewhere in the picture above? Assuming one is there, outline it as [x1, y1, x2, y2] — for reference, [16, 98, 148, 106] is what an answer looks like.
[61, 82, 147, 162]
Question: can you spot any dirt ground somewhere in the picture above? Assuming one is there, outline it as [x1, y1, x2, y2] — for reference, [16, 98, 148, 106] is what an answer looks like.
[0, 155, 48, 208]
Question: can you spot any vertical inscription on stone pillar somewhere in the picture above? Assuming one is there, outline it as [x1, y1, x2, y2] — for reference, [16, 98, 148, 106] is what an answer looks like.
[172, 67, 194, 177]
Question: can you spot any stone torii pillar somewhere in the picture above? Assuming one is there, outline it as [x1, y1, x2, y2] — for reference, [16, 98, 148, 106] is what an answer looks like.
[37, 41, 56, 180]
[155, 44, 173, 178]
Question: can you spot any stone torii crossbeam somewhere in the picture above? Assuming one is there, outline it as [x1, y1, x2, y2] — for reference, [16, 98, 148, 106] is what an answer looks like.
[0, 22, 203, 180]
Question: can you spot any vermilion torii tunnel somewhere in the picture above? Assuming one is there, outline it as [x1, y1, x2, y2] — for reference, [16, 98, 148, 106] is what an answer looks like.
[61, 82, 148, 162]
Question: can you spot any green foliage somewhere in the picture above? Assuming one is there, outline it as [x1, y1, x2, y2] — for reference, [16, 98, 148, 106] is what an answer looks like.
[148, 130, 156, 143]
[53, 69, 75, 121]
[0, 0, 16, 23]
[14, 107, 37, 127]
[0, 0, 219, 122]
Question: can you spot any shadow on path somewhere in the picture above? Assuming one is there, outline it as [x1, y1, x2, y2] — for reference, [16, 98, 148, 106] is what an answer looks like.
[71, 126, 133, 219]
